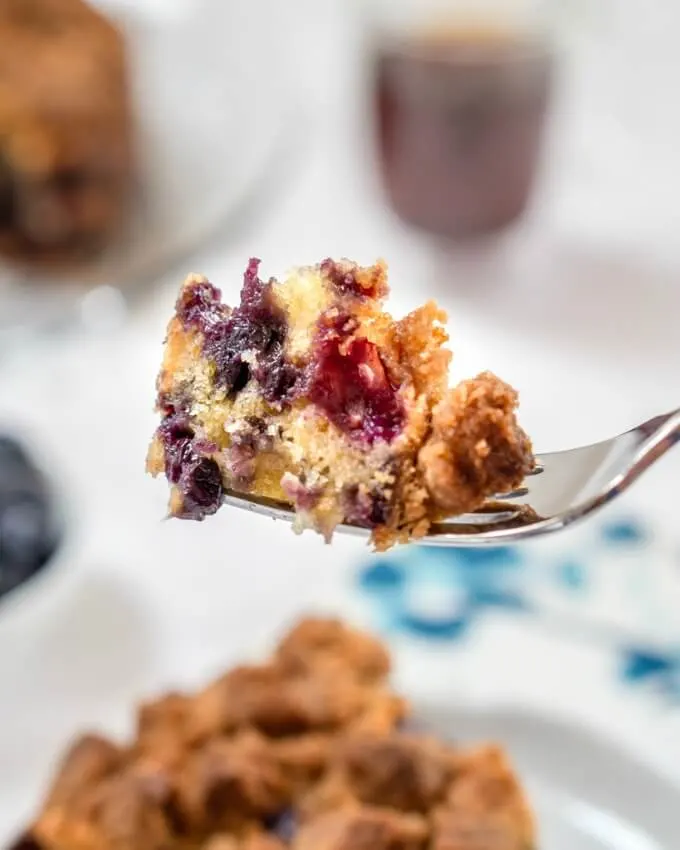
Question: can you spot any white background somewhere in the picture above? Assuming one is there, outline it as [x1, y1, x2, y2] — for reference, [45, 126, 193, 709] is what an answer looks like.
[1, 0, 680, 842]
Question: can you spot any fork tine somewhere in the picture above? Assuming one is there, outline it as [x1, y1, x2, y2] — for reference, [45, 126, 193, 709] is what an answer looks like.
[224, 452, 550, 540]
[490, 460, 544, 500]
[225, 406, 680, 544]
[494, 486, 529, 500]
[442, 509, 521, 526]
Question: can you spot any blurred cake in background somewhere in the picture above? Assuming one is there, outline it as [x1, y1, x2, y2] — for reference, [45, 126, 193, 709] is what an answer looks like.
[0, 0, 134, 265]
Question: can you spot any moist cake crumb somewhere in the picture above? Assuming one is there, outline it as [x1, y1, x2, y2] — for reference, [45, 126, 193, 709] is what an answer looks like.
[16, 617, 536, 850]
[147, 258, 534, 549]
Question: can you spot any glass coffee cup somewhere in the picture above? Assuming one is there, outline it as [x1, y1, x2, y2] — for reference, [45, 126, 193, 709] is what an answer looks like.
[367, 0, 556, 240]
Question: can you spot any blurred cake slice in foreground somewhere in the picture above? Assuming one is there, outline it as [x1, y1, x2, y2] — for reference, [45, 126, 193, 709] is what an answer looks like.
[16, 617, 537, 850]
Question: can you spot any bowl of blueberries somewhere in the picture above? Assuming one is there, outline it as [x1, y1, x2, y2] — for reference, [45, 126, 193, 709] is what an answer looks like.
[0, 435, 63, 604]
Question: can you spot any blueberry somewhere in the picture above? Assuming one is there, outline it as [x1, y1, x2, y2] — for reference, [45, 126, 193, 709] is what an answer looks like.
[155, 414, 223, 520]
[179, 260, 302, 406]
[0, 498, 48, 563]
[308, 322, 403, 446]
[181, 458, 223, 513]
[0, 437, 62, 600]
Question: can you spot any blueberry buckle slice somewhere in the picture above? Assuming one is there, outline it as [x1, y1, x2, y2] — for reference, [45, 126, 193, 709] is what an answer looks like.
[147, 258, 534, 550]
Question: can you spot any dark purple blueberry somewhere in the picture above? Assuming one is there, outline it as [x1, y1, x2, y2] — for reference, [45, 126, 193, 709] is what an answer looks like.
[368, 491, 391, 525]
[307, 314, 404, 446]
[232, 362, 251, 393]
[181, 458, 222, 513]
[180, 260, 303, 406]
[0, 435, 38, 474]
[156, 414, 223, 520]
[0, 436, 63, 601]
[205, 316, 266, 393]
[1, 497, 51, 566]
[242, 256, 267, 304]
[175, 278, 226, 327]
[259, 360, 299, 404]
[342, 484, 391, 528]
[253, 323, 300, 404]
[157, 414, 195, 484]
[0, 150, 16, 229]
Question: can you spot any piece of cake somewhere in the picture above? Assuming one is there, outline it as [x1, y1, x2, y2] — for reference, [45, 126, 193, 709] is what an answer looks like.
[13, 618, 536, 850]
[0, 0, 134, 264]
[146, 259, 533, 549]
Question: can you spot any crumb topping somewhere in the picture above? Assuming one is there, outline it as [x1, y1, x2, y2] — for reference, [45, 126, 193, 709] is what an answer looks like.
[16, 618, 535, 850]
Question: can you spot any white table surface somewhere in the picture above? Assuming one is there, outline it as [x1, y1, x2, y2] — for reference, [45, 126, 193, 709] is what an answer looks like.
[1, 0, 680, 842]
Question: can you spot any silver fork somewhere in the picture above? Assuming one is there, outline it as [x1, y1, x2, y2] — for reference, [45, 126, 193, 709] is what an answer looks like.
[222, 407, 680, 546]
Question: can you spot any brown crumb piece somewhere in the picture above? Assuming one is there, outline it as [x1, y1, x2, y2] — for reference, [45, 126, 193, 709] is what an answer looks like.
[444, 745, 535, 844]
[176, 732, 292, 833]
[185, 630, 403, 746]
[185, 665, 287, 742]
[275, 617, 391, 683]
[81, 773, 175, 850]
[298, 769, 356, 821]
[431, 809, 532, 850]
[300, 733, 453, 821]
[419, 373, 533, 516]
[185, 662, 375, 743]
[293, 807, 429, 850]
[346, 691, 409, 737]
[269, 733, 335, 790]
[34, 770, 175, 850]
[134, 692, 192, 771]
[337, 734, 453, 812]
[43, 734, 124, 808]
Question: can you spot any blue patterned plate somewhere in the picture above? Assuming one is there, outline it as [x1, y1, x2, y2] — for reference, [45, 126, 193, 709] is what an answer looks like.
[350, 512, 680, 791]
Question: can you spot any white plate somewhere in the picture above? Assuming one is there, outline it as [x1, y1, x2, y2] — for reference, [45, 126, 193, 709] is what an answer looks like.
[418, 704, 680, 849]
[0, 0, 297, 328]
